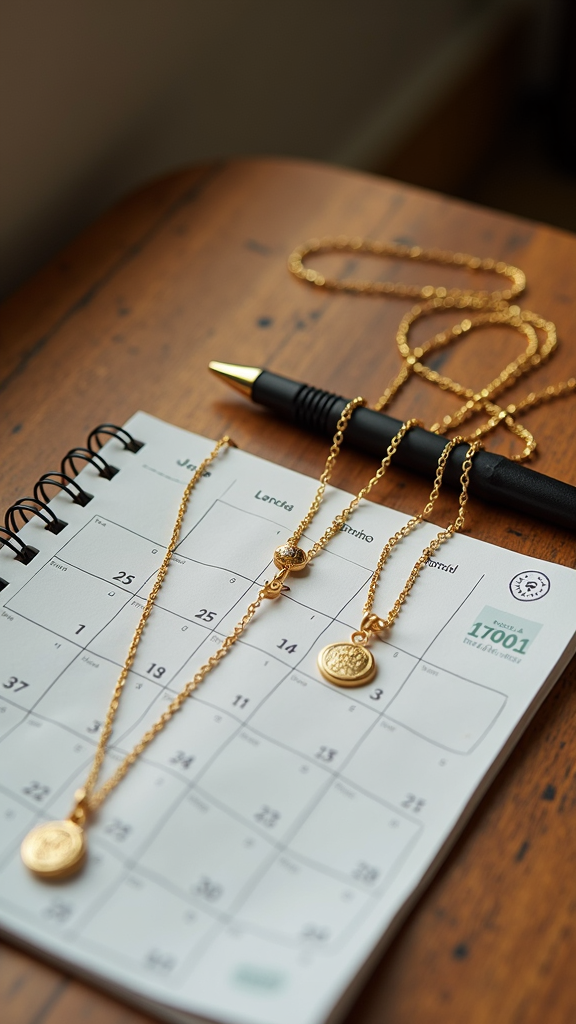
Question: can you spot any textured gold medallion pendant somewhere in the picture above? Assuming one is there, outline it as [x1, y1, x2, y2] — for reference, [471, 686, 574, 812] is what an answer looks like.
[318, 642, 376, 687]
[21, 820, 86, 879]
[273, 544, 308, 571]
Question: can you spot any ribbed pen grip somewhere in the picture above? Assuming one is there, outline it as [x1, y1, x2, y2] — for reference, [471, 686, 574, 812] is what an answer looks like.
[292, 384, 344, 432]
[250, 370, 576, 530]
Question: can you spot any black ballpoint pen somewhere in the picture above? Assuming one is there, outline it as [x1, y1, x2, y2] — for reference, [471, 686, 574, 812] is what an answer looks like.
[209, 361, 576, 532]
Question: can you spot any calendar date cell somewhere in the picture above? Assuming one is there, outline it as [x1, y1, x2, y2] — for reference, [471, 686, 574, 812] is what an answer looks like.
[198, 731, 328, 838]
[57, 517, 165, 590]
[248, 671, 374, 764]
[218, 591, 331, 665]
[344, 716, 462, 815]
[151, 557, 253, 627]
[176, 502, 285, 580]
[288, 781, 421, 887]
[139, 796, 272, 912]
[170, 640, 286, 719]
[35, 657, 161, 746]
[93, 762, 187, 859]
[89, 597, 207, 681]
[81, 873, 214, 973]
[116, 693, 237, 778]
[0, 614, 77, 709]
[236, 855, 370, 945]
[0, 844, 125, 931]
[6, 561, 134, 644]
[0, 718, 95, 813]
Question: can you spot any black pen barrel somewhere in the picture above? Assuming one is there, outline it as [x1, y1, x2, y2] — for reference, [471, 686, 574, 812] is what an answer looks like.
[252, 370, 576, 531]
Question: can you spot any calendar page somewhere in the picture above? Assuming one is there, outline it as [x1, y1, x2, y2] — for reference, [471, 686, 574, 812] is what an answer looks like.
[1, 411, 575, 1024]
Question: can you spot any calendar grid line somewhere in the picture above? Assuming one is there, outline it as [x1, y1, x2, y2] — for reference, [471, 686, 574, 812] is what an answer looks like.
[2, 415, 572, 1024]
[69, 784, 199, 938]
[87, 564, 405, 973]
[43, 554, 142, 597]
[384, 696, 509, 755]
[0, 500, 488, 944]
[61, 511, 169, 554]
[204, 641, 422, 959]
[421, 573, 487, 660]
[173, 477, 240, 553]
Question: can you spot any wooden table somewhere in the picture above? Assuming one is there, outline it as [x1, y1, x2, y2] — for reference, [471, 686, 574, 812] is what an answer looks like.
[1, 158, 575, 1024]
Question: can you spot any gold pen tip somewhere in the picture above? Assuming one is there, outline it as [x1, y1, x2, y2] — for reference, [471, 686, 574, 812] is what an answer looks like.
[208, 361, 262, 397]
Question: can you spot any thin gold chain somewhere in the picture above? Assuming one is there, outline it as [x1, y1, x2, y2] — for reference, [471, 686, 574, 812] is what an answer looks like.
[71, 405, 476, 823]
[358, 439, 481, 640]
[288, 237, 525, 302]
[85, 583, 265, 813]
[387, 300, 559, 459]
[73, 400, 366, 821]
[75, 436, 234, 817]
[288, 236, 575, 461]
[306, 418, 420, 560]
[289, 396, 365, 545]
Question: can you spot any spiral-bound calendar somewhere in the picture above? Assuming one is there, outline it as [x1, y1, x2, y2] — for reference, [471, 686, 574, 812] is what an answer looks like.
[1, 411, 575, 1024]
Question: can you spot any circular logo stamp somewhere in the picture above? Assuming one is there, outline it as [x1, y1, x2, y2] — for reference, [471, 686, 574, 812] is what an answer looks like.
[509, 570, 550, 602]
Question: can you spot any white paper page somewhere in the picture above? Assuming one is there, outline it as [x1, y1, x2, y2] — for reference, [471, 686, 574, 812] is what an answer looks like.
[1, 410, 575, 1024]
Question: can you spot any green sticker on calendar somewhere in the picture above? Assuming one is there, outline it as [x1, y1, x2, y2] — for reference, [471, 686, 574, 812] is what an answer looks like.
[465, 605, 542, 662]
[233, 964, 285, 991]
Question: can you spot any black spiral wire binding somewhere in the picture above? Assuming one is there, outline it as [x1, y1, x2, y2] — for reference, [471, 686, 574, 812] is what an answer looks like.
[34, 472, 93, 507]
[5, 498, 67, 536]
[0, 526, 38, 565]
[87, 423, 144, 454]
[61, 447, 119, 480]
[0, 424, 144, 576]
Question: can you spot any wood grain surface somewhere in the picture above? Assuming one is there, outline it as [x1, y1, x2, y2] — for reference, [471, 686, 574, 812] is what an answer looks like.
[1, 157, 575, 1024]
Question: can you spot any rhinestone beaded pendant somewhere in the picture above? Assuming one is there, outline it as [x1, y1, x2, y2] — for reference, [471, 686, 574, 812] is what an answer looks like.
[273, 544, 309, 571]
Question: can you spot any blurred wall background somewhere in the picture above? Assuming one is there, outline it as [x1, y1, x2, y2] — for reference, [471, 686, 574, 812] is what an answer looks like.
[0, 0, 573, 297]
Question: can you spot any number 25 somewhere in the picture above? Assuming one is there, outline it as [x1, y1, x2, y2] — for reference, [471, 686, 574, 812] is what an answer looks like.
[195, 609, 216, 622]
[113, 571, 135, 585]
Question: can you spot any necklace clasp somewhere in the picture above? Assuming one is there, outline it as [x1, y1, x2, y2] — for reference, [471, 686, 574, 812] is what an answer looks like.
[262, 569, 290, 599]
[360, 612, 387, 635]
[69, 787, 89, 825]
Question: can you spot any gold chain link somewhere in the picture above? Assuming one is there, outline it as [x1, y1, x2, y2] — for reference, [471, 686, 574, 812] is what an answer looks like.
[358, 439, 481, 639]
[288, 236, 575, 461]
[70, 397, 484, 821]
[288, 237, 525, 302]
[74, 398, 368, 820]
[289, 395, 365, 545]
[306, 418, 421, 559]
[76, 435, 236, 817]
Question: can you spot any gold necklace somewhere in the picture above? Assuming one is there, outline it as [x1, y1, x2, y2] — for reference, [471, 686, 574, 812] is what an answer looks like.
[271, 420, 480, 690]
[21, 400, 368, 880]
[288, 237, 525, 302]
[318, 437, 481, 686]
[20, 401, 473, 879]
[380, 299, 557, 460]
[288, 236, 575, 460]
[20, 436, 236, 879]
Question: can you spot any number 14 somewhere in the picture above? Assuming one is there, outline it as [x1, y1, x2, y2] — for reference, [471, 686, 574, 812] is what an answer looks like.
[277, 638, 297, 654]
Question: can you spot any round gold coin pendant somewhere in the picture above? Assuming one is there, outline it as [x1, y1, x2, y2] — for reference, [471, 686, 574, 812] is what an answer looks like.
[21, 820, 86, 879]
[273, 544, 308, 572]
[318, 642, 376, 687]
